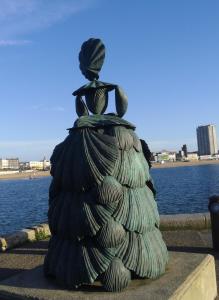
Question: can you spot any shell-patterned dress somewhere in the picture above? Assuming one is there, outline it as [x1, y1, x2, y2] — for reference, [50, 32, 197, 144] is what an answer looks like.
[44, 38, 168, 292]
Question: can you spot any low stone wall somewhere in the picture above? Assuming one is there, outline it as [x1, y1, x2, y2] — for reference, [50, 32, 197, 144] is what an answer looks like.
[160, 212, 211, 231]
[0, 213, 211, 252]
[0, 223, 50, 252]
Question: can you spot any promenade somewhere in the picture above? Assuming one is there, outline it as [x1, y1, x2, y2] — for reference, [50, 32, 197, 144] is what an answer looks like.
[0, 222, 218, 299]
[152, 159, 219, 169]
[0, 159, 218, 182]
[0, 160, 219, 181]
[0, 171, 50, 180]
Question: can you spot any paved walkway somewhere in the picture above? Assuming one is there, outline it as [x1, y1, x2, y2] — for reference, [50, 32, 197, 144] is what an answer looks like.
[0, 239, 48, 281]
[163, 230, 219, 299]
[0, 230, 218, 298]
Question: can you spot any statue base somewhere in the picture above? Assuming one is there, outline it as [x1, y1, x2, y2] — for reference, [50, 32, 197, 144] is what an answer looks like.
[0, 252, 217, 300]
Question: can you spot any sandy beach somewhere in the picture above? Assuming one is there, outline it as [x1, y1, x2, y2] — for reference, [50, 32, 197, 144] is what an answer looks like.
[152, 159, 219, 169]
[0, 160, 219, 179]
[0, 171, 51, 180]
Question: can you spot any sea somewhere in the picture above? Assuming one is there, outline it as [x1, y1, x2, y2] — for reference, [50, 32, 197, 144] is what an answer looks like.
[1, 164, 219, 236]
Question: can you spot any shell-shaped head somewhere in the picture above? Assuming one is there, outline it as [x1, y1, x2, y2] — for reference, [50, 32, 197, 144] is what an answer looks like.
[79, 38, 105, 81]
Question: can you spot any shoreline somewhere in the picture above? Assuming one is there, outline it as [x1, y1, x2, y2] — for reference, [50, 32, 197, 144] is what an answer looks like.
[0, 160, 219, 179]
[152, 159, 219, 169]
[0, 170, 50, 180]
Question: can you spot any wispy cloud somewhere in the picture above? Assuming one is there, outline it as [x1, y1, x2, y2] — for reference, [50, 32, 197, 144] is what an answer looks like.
[29, 104, 44, 110]
[0, 39, 31, 46]
[52, 106, 65, 112]
[0, 0, 37, 19]
[0, 0, 93, 46]
[29, 104, 65, 112]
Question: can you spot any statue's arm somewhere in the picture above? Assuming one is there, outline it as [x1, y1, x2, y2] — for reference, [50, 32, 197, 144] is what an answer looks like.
[140, 139, 152, 169]
[140, 139, 156, 196]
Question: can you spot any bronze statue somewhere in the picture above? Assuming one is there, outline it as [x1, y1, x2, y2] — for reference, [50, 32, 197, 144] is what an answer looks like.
[44, 38, 168, 292]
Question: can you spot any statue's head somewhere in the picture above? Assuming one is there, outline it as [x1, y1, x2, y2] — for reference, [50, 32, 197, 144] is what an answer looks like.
[79, 38, 105, 81]
[73, 38, 128, 118]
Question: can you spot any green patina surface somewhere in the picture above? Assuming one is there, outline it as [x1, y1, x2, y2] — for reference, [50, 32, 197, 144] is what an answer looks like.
[44, 38, 168, 292]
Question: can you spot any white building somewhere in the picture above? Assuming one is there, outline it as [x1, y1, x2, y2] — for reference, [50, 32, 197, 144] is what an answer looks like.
[28, 159, 50, 170]
[7, 158, 19, 169]
[0, 159, 9, 169]
[199, 155, 214, 160]
[156, 151, 176, 162]
[29, 161, 44, 169]
[186, 153, 198, 161]
[0, 158, 19, 170]
[168, 152, 176, 162]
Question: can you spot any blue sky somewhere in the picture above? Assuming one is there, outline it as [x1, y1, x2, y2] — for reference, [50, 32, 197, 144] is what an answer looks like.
[1, 0, 219, 161]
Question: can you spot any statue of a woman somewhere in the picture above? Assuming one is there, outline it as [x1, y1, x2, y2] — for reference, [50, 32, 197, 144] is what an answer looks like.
[44, 38, 168, 292]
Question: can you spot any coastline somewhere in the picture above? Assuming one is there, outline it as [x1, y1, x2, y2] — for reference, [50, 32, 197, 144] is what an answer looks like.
[0, 171, 50, 180]
[1, 160, 219, 179]
[152, 159, 219, 169]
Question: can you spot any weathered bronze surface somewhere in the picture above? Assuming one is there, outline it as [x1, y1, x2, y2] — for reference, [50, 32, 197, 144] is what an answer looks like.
[44, 38, 168, 292]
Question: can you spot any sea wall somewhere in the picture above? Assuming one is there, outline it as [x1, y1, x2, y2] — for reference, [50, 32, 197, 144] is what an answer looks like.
[0, 213, 211, 252]
[0, 223, 50, 252]
[160, 212, 211, 231]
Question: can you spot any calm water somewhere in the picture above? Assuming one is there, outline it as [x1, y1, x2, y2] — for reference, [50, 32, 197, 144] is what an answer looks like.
[151, 164, 219, 214]
[0, 164, 219, 236]
[0, 177, 51, 236]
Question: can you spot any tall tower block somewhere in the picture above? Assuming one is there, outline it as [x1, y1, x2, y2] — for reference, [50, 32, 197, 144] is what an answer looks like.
[197, 124, 218, 156]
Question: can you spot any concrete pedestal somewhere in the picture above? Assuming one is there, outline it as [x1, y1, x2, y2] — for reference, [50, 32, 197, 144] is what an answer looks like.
[0, 251, 217, 300]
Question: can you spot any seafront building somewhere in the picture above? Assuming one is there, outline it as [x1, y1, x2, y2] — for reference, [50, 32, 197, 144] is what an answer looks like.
[196, 124, 218, 156]
[0, 157, 51, 171]
[0, 159, 9, 169]
[7, 158, 19, 169]
[0, 158, 19, 170]
[28, 157, 50, 170]
[153, 151, 176, 163]
[186, 152, 198, 161]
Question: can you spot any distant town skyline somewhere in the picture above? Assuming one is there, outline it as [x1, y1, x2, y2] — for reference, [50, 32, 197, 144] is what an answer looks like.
[1, 0, 219, 160]
[1, 123, 218, 161]
[0, 123, 218, 161]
